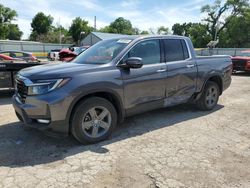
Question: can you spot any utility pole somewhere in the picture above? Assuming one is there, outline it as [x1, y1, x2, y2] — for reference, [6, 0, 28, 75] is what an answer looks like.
[59, 18, 62, 44]
[94, 16, 96, 31]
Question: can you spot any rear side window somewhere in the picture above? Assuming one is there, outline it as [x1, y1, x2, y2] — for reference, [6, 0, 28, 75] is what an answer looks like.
[127, 39, 161, 65]
[164, 39, 189, 62]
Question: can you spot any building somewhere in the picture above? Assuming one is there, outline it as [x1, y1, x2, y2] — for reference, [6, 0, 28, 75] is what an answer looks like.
[81, 32, 131, 46]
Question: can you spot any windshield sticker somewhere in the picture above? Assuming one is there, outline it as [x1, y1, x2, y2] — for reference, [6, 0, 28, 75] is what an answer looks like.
[117, 39, 132, 44]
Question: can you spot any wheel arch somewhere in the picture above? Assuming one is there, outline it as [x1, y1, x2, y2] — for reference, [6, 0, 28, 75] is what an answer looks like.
[205, 75, 223, 95]
[193, 74, 223, 101]
[67, 90, 125, 134]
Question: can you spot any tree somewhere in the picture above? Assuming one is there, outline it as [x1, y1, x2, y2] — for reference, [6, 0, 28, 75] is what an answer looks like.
[201, 0, 249, 40]
[6, 24, 23, 40]
[34, 26, 73, 44]
[99, 26, 111, 33]
[172, 23, 186, 35]
[30, 12, 53, 40]
[0, 4, 17, 23]
[132, 27, 140, 35]
[0, 4, 22, 40]
[69, 17, 92, 43]
[99, 18, 141, 35]
[187, 23, 211, 48]
[172, 22, 211, 48]
[219, 8, 250, 47]
[140, 30, 149, 35]
[157, 26, 169, 35]
[108, 17, 134, 35]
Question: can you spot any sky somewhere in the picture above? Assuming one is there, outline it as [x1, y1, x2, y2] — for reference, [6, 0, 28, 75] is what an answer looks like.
[2, 0, 214, 39]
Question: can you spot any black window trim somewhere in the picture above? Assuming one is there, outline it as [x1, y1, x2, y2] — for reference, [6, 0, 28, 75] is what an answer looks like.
[116, 37, 192, 66]
[117, 38, 166, 66]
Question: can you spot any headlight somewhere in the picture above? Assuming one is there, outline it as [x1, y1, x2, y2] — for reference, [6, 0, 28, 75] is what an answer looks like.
[27, 78, 70, 95]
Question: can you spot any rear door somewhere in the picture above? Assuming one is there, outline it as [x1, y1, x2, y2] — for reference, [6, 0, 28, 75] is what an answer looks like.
[120, 39, 167, 115]
[163, 39, 197, 106]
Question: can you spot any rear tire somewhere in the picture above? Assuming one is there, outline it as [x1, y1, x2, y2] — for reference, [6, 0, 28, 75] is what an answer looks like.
[196, 81, 220, 111]
[71, 97, 117, 144]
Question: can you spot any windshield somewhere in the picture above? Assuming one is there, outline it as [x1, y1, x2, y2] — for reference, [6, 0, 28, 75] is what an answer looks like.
[74, 47, 86, 55]
[72, 38, 132, 64]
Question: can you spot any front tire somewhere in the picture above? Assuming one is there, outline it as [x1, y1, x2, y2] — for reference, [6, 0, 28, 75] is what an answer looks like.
[196, 81, 220, 111]
[71, 97, 117, 144]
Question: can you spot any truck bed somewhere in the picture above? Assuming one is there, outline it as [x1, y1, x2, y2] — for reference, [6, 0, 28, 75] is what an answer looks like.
[0, 62, 45, 89]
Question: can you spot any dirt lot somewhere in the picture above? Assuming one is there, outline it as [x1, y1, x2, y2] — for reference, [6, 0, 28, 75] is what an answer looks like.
[0, 75, 250, 188]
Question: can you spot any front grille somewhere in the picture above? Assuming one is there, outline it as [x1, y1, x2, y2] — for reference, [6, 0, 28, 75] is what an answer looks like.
[232, 59, 247, 70]
[16, 79, 28, 103]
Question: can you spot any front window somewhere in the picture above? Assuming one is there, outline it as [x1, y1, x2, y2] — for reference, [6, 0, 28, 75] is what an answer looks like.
[72, 39, 132, 64]
[122, 39, 161, 65]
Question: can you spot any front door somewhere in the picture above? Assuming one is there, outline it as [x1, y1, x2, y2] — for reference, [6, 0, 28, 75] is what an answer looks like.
[120, 39, 167, 115]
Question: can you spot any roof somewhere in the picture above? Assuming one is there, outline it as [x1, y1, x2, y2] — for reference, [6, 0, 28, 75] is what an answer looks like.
[92, 32, 188, 40]
[0, 50, 32, 54]
[91, 32, 132, 40]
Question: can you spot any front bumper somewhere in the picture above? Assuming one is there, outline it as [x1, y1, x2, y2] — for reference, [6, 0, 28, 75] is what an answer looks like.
[12, 93, 70, 137]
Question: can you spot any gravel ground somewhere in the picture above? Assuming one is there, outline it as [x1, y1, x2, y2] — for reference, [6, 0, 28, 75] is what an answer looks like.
[0, 74, 250, 188]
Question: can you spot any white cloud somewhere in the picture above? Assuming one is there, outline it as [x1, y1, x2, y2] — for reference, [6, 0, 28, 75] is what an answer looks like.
[72, 0, 101, 10]
[121, 0, 140, 8]
[1, 0, 209, 39]
[13, 18, 31, 39]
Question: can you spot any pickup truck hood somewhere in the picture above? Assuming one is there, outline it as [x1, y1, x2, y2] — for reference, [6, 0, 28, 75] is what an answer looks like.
[19, 62, 102, 79]
[231, 56, 250, 61]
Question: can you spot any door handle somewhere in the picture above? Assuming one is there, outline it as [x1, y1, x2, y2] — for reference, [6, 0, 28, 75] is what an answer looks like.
[156, 69, 167, 73]
[186, 64, 195, 68]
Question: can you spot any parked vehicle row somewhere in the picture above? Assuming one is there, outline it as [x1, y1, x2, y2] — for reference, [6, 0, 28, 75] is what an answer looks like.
[13, 35, 232, 144]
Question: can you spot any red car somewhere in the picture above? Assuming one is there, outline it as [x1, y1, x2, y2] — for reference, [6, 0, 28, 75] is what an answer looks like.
[0, 51, 39, 62]
[231, 50, 250, 73]
[0, 53, 23, 61]
[59, 46, 88, 62]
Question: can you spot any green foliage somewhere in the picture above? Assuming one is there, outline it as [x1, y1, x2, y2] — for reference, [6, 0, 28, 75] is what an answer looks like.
[100, 17, 134, 35]
[33, 26, 73, 44]
[69, 17, 93, 43]
[157, 26, 169, 35]
[0, 4, 17, 23]
[30, 12, 53, 40]
[0, 4, 22, 40]
[201, 0, 249, 40]
[99, 17, 149, 35]
[219, 8, 250, 47]
[172, 23, 211, 48]
[140, 30, 149, 35]
[172, 23, 184, 35]
[6, 24, 23, 40]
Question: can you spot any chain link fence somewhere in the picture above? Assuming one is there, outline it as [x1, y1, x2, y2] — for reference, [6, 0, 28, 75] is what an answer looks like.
[195, 48, 250, 56]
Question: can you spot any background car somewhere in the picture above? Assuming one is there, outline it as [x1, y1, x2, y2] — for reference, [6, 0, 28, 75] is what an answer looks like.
[47, 49, 61, 61]
[0, 53, 22, 61]
[231, 50, 250, 73]
[0, 50, 40, 62]
[59, 46, 88, 62]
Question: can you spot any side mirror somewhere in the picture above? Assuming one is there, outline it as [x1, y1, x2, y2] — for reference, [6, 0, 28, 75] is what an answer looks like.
[123, 57, 143, 69]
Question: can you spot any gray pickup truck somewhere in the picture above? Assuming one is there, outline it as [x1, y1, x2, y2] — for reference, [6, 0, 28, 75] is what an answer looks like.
[12, 35, 232, 144]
